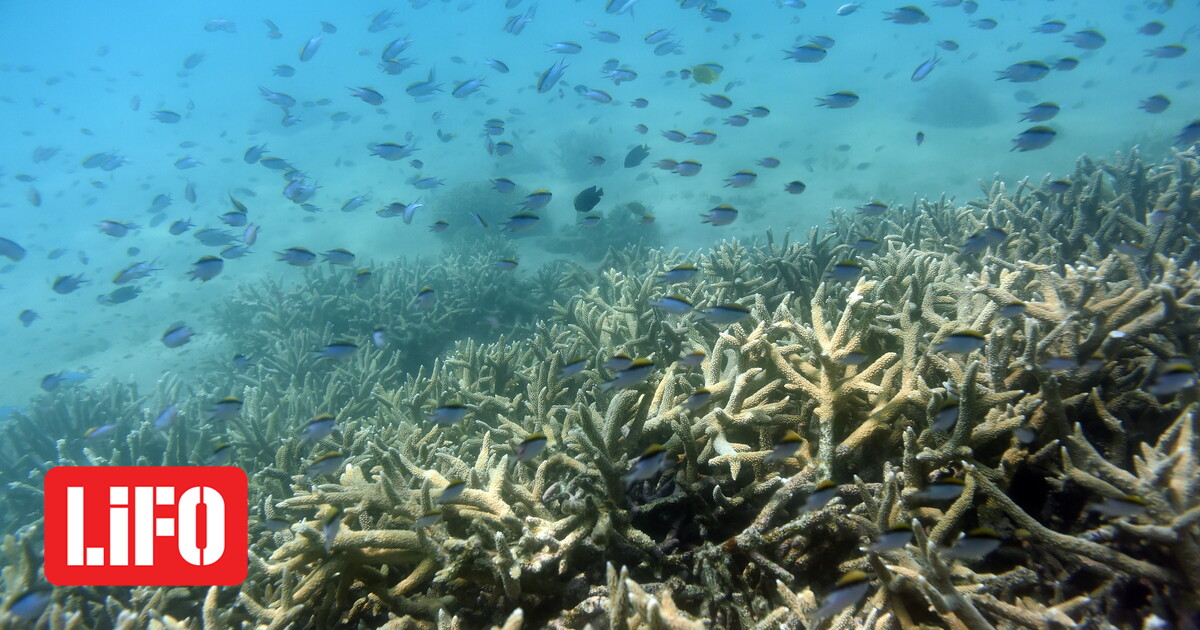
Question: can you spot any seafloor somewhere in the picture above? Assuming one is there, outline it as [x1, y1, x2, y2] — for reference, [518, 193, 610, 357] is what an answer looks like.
[2, 147, 1199, 629]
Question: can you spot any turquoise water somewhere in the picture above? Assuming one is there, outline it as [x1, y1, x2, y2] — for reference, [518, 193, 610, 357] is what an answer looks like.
[0, 1, 1196, 406]
[2, 1, 1200, 626]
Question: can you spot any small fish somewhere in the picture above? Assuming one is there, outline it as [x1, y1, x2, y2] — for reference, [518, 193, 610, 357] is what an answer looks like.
[997, 301, 1027, 318]
[557, 358, 587, 379]
[698, 303, 751, 326]
[765, 430, 803, 462]
[910, 53, 939, 81]
[299, 34, 323, 62]
[308, 451, 346, 478]
[414, 510, 442, 528]
[153, 405, 179, 430]
[316, 504, 340, 552]
[244, 144, 268, 164]
[932, 396, 959, 432]
[371, 327, 388, 349]
[869, 523, 914, 553]
[622, 444, 667, 488]
[884, 6, 929, 24]
[815, 91, 858, 108]
[162, 324, 194, 348]
[18, 310, 39, 327]
[188, 256, 223, 281]
[825, 261, 863, 283]
[6, 590, 52, 622]
[277, 247, 317, 266]
[1064, 30, 1106, 50]
[521, 190, 553, 210]
[303, 414, 337, 441]
[1139, 21, 1165, 36]
[678, 350, 706, 369]
[496, 259, 519, 272]
[1053, 57, 1079, 71]
[799, 481, 838, 513]
[1148, 358, 1197, 396]
[1175, 120, 1200, 147]
[683, 388, 711, 411]
[1032, 20, 1066, 34]
[836, 351, 868, 365]
[513, 433, 548, 461]
[242, 224, 260, 245]
[209, 397, 243, 422]
[601, 358, 655, 391]
[700, 205, 738, 226]
[943, 527, 1002, 559]
[152, 110, 182, 123]
[858, 201, 888, 216]
[0, 237, 28, 261]
[604, 354, 634, 371]
[649, 295, 693, 315]
[784, 44, 828, 63]
[355, 270, 373, 287]
[701, 94, 732, 109]
[313, 342, 358, 361]
[1088, 495, 1148, 519]
[836, 3, 861, 15]
[502, 212, 541, 232]
[491, 178, 517, 193]
[1139, 94, 1171, 114]
[41, 373, 66, 391]
[416, 286, 436, 310]
[574, 186, 604, 212]
[349, 86, 385, 106]
[52, 274, 88, 294]
[322, 249, 356, 265]
[662, 262, 700, 282]
[724, 170, 757, 187]
[785, 181, 807, 194]
[1011, 126, 1056, 151]
[537, 58, 569, 93]
[971, 18, 997, 30]
[624, 145, 651, 168]
[430, 403, 469, 426]
[912, 477, 966, 501]
[208, 443, 234, 465]
[810, 571, 872, 622]
[438, 480, 467, 504]
[933, 330, 986, 354]
[97, 220, 141, 238]
[1020, 102, 1060, 122]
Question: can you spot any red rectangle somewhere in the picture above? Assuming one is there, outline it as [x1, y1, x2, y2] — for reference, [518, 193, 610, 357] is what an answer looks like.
[44, 466, 247, 586]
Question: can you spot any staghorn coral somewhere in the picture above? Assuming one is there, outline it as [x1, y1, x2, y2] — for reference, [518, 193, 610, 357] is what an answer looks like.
[3, 148, 1200, 628]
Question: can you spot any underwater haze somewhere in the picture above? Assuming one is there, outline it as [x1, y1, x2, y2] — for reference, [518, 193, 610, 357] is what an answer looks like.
[0, 0, 1196, 406]
[2, 0, 1200, 628]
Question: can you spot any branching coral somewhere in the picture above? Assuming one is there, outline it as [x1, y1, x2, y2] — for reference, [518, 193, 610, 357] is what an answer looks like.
[4, 148, 1200, 629]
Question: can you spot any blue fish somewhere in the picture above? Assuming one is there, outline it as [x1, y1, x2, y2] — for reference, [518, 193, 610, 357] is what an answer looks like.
[1011, 126, 1057, 151]
[537, 59, 568, 93]
[910, 53, 939, 81]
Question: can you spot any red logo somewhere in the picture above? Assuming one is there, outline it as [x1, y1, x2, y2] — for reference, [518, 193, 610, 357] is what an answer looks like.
[44, 467, 247, 586]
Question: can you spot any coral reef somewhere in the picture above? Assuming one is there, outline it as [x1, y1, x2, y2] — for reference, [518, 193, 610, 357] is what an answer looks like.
[3, 147, 1200, 629]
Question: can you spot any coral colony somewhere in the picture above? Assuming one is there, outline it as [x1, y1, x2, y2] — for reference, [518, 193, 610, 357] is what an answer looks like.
[3, 148, 1200, 628]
